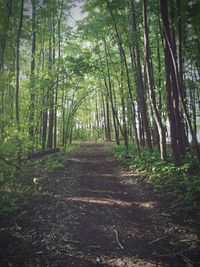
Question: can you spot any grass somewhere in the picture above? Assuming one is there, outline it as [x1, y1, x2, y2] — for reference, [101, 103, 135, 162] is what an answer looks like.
[0, 144, 77, 214]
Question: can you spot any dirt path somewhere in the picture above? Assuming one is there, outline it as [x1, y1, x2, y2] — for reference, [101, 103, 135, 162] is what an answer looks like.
[0, 143, 199, 267]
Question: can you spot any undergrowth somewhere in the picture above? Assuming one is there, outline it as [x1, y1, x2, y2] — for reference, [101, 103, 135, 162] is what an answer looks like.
[109, 144, 200, 208]
[0, 145, 77, 214]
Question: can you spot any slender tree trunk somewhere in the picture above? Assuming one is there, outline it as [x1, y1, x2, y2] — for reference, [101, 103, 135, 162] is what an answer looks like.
[119, 68, 129, 151]
[169, 0, 187, 155]
[176, 0, 189, 150]
[42, 94, 48, 150]
[130, 0, 152, 151]
[101, 92, 107, 140]
[103, 38, 119, 145]
[105, 95, 112, 141]
[160, 0, 200, 166]
[156, 26, 162, 113]
[95, 96, 100, 139]
[98, 46, 112, 142]
[40, 39, 48, 150]
[0, 0, 13, 138]
[106, 0, 138, 151]
[160, 0, 181, 165]
[143, 0, 167, 161]
[47, 28, 54, 149]
[29, 0, 36, 148]
[62, 81, 66, 147]
[15, 0, 24, 128]
[54, 1, 64, 148]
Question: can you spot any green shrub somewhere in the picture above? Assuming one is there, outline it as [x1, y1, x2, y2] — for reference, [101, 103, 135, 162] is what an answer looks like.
[0, 145, 77, 214]
[109, 144, 200, 206]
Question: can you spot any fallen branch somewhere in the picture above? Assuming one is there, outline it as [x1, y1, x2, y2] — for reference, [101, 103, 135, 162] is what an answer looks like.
[148, 235, 169, 244]
[114, 229, 124, 250]
[181, 254, 194, 267]
[158, 247, 194, 258]
[28, 148, 60, 159]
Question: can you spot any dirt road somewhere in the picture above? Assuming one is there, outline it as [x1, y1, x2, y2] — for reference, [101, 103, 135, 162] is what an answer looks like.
[0, 143, 199, 266]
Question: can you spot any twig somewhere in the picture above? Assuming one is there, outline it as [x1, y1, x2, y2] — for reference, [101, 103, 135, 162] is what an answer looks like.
[114, 229, 124, 250]
[158, 247, 194, 258]
[148, 235, 169, 244]
[106, 194, 113, 199]
[181, 254, 194, 267]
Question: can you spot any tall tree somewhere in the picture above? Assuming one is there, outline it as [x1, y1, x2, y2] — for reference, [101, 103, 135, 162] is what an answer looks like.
[29, 0, 37, 146]
[143, 0, 167, 161]
[15, 0, 24, 128]
[130, 0, 152, 151]
[160, 0, 200, 166]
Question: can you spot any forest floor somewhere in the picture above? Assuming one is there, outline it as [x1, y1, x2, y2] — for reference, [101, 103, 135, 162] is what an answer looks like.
[0, 142, 200, 267]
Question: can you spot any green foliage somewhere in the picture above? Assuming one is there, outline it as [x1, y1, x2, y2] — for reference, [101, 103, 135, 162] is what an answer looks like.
[0, 0, 200, 216]
[0, 145, 76, 214]
[0, 185, 34, 214]
[109, 144, 200, 206]
[29, 151, 70, 175]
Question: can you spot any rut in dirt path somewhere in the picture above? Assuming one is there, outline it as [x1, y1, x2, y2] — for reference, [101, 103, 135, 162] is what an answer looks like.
[1, 143, 199, 267]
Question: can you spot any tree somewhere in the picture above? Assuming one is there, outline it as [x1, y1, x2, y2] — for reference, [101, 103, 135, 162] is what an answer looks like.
[15, 0, 24, 128]
[143, 0, 167, 161]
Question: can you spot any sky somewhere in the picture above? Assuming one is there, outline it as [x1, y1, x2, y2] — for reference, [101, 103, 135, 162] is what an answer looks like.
[69, 0, 87, 27]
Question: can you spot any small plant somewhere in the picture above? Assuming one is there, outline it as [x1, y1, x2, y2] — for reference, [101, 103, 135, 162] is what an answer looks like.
[0, 145, 77, 214]
[109, 144, 200, 206]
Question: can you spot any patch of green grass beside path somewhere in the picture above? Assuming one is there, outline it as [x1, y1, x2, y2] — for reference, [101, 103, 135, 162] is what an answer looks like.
[0, 144, 77, 214]
[109, 144, 200, 226]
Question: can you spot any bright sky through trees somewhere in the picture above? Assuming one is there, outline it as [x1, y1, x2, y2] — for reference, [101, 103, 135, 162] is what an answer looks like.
[69, 0, 87, 27]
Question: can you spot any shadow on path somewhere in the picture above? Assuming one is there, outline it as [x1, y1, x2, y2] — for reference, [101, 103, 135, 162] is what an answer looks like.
[0, 143, 199, 267]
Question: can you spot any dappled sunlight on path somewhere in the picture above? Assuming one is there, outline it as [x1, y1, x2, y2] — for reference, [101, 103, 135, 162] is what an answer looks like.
[0, 143, 199, 267]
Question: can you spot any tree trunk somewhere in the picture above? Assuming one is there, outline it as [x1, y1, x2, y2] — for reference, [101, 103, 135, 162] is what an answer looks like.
[160, 0, 181, 165]
[160, 0, 200, 166]
[0, 0, 13, 138]
[29, 0, 36, 148]
[15, 0, 24, 128]
[47, 29, 54, 149]
[130, 0, 152, 151]
[143, 0, 167, 161]
[103, 38, 119, 145]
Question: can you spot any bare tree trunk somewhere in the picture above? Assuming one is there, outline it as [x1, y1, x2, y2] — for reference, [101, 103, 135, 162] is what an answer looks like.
[103, 38, 119, 145]
[160, 0, 200, 166]
[160, 0, 181, 165]
[130, 0, 152, 151]
[62, 80, 66, 147]
[143, 0, 167, 161]
[105, 95, 112, 141]
[47, 26, 54, 149]
[29, 0, 36, 148]
[42, 95, 48, 150]
[15, 0, 24, 128]
[106, 0, 141, 152]
[98, 45, 112, 142]
[0, 0, 13, 138]
[101, 92, 107, 140]
[54, 1, 64, 148]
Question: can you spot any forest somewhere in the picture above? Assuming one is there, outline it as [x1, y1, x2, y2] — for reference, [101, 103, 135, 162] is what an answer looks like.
[0, 0, 200, 266]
